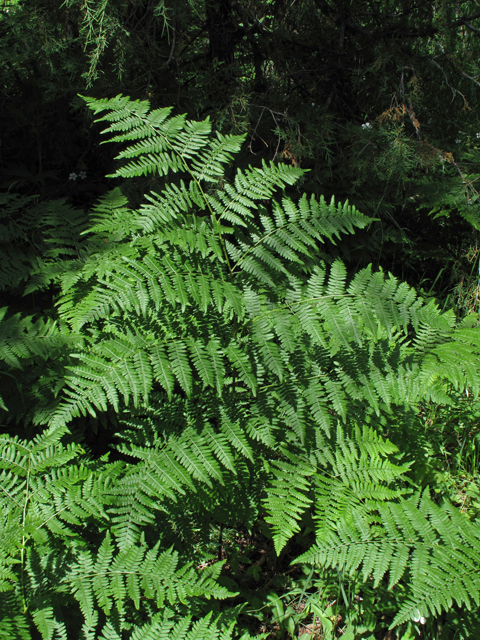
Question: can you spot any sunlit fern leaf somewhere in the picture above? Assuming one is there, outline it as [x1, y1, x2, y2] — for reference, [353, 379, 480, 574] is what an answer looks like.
[149, 344, 175, 400]
[203, 425, 236, 473]
[256, 334, 285, 382]
[296, 483, 480, 629]
[225, 342, 257, 394]
[422, 326, 480, 397]
[108, 440, 197, 545]
[219, 410, 254, 462]
[190, 132, 245, 182]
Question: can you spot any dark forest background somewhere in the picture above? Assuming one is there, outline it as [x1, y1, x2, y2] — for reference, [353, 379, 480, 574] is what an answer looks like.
[2, 0, 480, 314]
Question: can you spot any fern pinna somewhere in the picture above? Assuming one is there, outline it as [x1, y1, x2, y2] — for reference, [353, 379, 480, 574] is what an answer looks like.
[0, 94, 479, 638]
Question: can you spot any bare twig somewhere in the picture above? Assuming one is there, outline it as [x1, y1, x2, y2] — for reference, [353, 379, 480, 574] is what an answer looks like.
[246, 104, 293, 157]
[161, 18, 176, 68]
[459, 68, 480, 89]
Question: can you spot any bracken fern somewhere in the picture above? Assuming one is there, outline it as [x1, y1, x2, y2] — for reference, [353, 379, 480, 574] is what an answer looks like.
[0, 94, 479, 638]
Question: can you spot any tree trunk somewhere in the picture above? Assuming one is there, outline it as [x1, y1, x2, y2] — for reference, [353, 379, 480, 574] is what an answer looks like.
[206, 0, 237, 64]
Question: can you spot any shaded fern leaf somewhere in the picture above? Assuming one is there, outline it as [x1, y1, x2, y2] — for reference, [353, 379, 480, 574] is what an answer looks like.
[69, 533, 235, 625]
[263, 453, 315, 554]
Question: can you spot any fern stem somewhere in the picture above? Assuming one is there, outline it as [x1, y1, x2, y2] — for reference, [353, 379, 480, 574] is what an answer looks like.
[337, 567, 350, 610]
[20, 455, 32, 614]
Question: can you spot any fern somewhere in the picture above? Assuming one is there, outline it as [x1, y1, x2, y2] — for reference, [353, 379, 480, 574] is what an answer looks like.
[296, 487, 480, 629]
[263, 452, 315, 555]
[262, 425, 412, 555]
[1, 94, 480, 636]
[0, 193, 43, 292]
[0, 192, 90, 295]
[68, 533, 233, 621]
[0, 426, 237, 638]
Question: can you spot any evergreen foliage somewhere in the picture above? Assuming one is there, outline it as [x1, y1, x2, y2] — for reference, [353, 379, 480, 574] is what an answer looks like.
[1, 94, 480, 638]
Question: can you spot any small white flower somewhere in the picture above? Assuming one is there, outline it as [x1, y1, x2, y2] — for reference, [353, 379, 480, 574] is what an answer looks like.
[79, 171, 87, 179]
[362, 122, 372, 129]
[311, 103, 315, 107]
[413, 610, 426, 625]
[455, 139, 461, 144]
[476, 133, 480, 138]
[69, 172, 77, 180]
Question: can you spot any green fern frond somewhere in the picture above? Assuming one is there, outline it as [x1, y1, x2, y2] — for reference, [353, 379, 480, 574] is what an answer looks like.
[219, 410, 254, 461]
[0, 310, 79, 370]
[69, 533, 235, 621]
[421, 325, 480, 398]
[107, 444, 193, 548]
[295, 429, 480, 631]
[97, 611, 235, 640]
[0, 193, 89, 294]
[263, 453, 315, 554]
